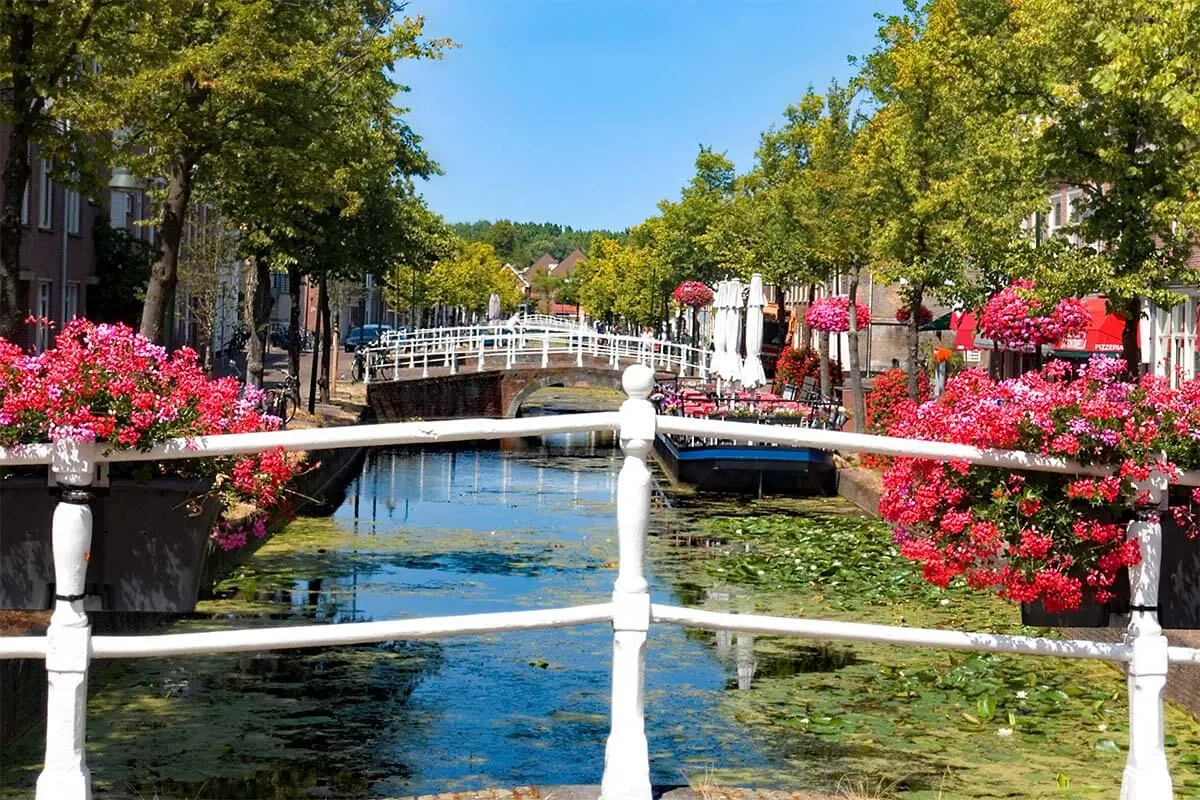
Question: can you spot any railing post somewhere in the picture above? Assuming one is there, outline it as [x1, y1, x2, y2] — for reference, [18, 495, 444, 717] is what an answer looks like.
[541, 330, 550, 368]
[422, 349, 429, 379]
[477, 332, 485, 372]
[36, 441, 97, 800]
[1121, 469, 1172, 800]
[601, 365, 654, 800]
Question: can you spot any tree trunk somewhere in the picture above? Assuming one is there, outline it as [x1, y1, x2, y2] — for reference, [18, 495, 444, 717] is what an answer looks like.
[243, 256, 272, 388]
[0, 122, 31, 340]
[318, 274, 332, 402]
[818, 329, 831, 400]
[907, 285, 924, 400]
[140, 153, 195, 343]
[308, 283, 323, 415]
[287, 264, 302, 382]
[801, 284, 815, 350]
[1123, 296, 1141, 378]
[847, 263, 865, 432]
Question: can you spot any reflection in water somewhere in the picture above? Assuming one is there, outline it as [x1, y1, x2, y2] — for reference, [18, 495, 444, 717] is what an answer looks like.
[1, 427, 800, 799]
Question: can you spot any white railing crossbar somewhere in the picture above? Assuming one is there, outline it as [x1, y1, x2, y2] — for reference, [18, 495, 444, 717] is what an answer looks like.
[0, 364, 1182, 800]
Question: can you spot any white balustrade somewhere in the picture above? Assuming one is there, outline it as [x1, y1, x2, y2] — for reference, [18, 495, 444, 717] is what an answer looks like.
[3, 364, 1195, 800]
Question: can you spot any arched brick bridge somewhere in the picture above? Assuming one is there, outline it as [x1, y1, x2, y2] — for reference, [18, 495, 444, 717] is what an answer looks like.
[367, 358, 668, 420]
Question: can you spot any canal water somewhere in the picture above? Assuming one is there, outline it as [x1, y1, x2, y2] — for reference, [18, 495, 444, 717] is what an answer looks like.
[0, 414, 801, 798]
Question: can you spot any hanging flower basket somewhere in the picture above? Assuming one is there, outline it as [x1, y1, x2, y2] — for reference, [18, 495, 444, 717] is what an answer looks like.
[0, 319, 301, 612]
[806, 296, 871, 333]
[977, 279, 1089, 350]
[880, 357, 1200, 624]
[895, 305, 933, 326]
[673, 281, 714, 308]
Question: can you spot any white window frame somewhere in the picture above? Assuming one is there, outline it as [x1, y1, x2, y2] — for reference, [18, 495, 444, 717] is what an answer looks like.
[65, 282, 80, 321]
[1048, 193, 1066, 236]
[65, 189, 80, 235]
[1151, 295, 1200, 388]
[34, 280, 52, 351]
[37, 159, 52, 229]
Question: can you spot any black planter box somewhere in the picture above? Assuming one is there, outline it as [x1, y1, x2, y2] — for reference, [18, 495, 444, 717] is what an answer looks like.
[1022, 503, 1200, 629]
[0, 476, 220, 612]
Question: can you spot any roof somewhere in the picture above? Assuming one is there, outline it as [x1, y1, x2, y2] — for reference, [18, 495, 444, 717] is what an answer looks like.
[552, 248, 585, 277]
[528, 253, 557, 277]
[501, 262, 529, 288]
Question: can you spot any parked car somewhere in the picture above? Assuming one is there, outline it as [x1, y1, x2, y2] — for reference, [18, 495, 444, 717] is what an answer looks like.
[343, 324, 393, 352]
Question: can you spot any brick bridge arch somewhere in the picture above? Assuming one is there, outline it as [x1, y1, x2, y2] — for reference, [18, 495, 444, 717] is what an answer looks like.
[368, 366, 635, 421]
[500, 369, 625, 418]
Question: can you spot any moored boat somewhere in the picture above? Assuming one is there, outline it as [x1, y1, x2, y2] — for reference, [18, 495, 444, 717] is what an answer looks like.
[650, 382, 843, 496]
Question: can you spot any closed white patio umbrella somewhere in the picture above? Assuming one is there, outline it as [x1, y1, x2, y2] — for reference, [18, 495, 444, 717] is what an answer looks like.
[720, 279, 744, 385]
[711, 281, 729, 379]
[741, 274, 767, 389]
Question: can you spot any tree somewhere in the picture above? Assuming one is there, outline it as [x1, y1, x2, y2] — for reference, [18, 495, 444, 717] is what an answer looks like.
[857, 0, 1039, 398]
[484, 219, 518, 262]
[808, 83, 870, 427]
[70, 1, 447, 347]
[383, 198, 456, 326]
[576, 234, 657, 325]
[652, 148, 738, 296]
[90, 216, 152, 327]
[177, 206, 239, 368]
[0, 1, 144, 337]
[428, 240, 521, 315]
[1002, 0, 1200, 373]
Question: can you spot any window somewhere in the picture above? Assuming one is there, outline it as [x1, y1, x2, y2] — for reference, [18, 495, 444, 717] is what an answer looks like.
[271, 271, 289, 296]
[66, 282, 80, 321]
[1049, 194, 1066, 235]
[1153, 297, 1199, 388]
[37, 159, 52, 228]
[20, 180, 28, 225]
[34, 281, 52, 351]
[65, 189, 80, 235]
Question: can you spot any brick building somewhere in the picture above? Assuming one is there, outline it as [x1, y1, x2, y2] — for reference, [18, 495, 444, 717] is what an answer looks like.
[0, 129, 161, 349]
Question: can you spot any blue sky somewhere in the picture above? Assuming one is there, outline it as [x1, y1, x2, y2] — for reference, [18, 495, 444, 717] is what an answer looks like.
[398, 0, 904, 231]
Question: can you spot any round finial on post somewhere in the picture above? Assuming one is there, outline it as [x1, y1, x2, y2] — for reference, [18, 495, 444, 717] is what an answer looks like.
[622, 364, 654, 399]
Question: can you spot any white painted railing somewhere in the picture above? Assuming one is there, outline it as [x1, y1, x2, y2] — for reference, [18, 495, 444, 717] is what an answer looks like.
[0, 364, 1191, 799]
[361, 322, 712, 383]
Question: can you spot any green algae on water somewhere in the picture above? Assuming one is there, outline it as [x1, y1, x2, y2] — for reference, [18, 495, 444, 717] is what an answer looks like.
[652, 503, 1200, 797]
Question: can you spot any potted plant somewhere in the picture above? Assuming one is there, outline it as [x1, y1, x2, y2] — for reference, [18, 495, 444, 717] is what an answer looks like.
[880, 356, 1200, 627]
[0, 320, 300, 612]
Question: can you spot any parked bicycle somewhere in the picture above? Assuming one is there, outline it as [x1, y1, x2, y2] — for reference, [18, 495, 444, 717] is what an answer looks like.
[351, 346, 367, 382]
[264, 370, 300, 425]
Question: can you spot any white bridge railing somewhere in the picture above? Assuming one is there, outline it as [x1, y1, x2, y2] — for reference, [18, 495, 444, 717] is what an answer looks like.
[361, 322, 712, 383]
[0, 364, 1193, 799]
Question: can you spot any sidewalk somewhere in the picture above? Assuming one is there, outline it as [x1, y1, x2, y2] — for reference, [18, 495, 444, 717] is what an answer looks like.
[261, 345, 366, 425]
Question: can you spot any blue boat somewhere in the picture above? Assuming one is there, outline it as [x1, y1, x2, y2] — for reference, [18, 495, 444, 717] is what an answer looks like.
[650, 383, 843, 496]
[653, 430, 836, 496]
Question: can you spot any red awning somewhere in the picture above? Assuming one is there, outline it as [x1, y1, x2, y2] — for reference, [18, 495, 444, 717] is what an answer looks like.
[950, 298, 1134, 353]
[1056, 297, 1127, 353]
[950, 311, 978, 351]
